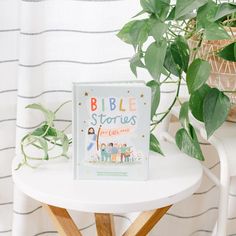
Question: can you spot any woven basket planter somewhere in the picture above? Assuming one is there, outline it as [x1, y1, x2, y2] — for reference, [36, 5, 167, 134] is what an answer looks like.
[188, 31, 236, 122]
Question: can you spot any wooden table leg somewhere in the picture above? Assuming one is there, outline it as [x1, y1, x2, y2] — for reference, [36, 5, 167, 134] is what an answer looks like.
[95, 213, 116, 236]
[43, 204, 82, 236]
[123, 205, 172, 236]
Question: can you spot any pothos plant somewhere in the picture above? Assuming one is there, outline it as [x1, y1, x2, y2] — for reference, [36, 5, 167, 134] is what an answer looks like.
[16, 101, 72, 169]
[117, 0, 236, 161]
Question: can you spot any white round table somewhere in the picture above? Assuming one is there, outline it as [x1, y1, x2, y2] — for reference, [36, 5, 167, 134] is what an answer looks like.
[12, 142, 203, 236]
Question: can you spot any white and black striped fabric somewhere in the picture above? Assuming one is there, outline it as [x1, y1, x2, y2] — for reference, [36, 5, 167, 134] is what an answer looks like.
[1, 0, 236, 235]
[0, 0, 19, 235]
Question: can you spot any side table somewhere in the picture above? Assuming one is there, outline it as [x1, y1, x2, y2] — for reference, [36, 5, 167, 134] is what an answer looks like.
[12, 141, 202, 236]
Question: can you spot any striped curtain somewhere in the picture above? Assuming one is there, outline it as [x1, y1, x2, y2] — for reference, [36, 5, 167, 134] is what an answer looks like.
[0, 0, 19, 235]
[1, 0, 236, 235]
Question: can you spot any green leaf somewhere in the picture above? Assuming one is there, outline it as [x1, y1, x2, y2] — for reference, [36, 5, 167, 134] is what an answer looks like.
[169, 36, 189, 73]
[31, 125, 57, 137]
[149, 133, 164, 155]
[164, 45, 180, 76]
[140, 0, 170, 20]
[204, 22, 230, 40]
[167, 6, 175, 20]
[214, 3, 236, 21]
[31, 125, 47, 136]
[203, 88, 230, 138]
[130, 52, 145, 77]
[175, 125, 204, 161]
[46, 127, 58, 137]
[179, 102, 189, 131]
[26, 103, 47, 113]
[144, 40, 167, 81]
[156, 0, 170, 20]
[117, 20, 149, 49]
[218, 42, 236, 62]
[140, 0, 157, 13]
[196, 0, 218, 28]
[175, 0, 208, 19]
[149, 19, 168, 42]
[26, 103, 55, 126]
[189, 84, 211, 122]
[186, 59, 211, 94]
[146, 80, 160, 119]
[168, 6, 195, 20]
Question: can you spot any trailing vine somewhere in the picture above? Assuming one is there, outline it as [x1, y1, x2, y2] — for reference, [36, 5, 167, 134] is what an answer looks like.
[16, 101, 72, 170]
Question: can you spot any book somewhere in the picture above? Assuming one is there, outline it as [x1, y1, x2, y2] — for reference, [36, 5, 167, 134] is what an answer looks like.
[73, 81, 151, 180]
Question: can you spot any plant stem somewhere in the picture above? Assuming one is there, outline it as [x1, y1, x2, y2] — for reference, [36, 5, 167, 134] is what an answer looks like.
[160, 72, 172, 84]
[171, 24, 189, 33]
[151, 74, 182, 131]
[154, 111, 171, 116]
[54, 100, 71, 114]
[192, 33, 203, 60]
[168, 28, 178, 37]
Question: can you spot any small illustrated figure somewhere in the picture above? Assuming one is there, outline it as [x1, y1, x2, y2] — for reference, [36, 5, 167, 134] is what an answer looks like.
[87, 127, 96, 151]
[110, 143, 119, 162]
[100, 143, 108, 162]
[124, 146, 132, 162]
[120, 144, 128, 163]
[106, 143, 112, 162]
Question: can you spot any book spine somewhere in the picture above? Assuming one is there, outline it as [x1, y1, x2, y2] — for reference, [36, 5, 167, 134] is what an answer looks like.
[72, 84, 77, 179]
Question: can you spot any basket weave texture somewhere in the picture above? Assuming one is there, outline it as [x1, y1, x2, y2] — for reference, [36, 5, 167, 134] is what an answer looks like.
[188, 37, 236, 103]
[188, 32, 236, 121]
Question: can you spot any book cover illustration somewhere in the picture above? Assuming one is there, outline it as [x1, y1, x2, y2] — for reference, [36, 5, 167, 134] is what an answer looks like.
[73, 82, 151, 180]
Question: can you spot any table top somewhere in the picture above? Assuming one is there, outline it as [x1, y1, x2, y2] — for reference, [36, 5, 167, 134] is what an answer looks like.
[12, 142, 202, 214]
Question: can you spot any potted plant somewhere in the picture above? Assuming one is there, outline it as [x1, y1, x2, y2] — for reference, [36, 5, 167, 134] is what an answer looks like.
[117, 0, 236, 160]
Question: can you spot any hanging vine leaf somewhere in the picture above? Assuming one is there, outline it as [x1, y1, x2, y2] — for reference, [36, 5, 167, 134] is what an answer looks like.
[186, 59, 211, 94]
[189, 84, 211, 122]
[168, 36, 190, 73]
[130, 52, 145, 77]
[203, 88, 230, 138]
[147, 80, 160, 119]
[145, 40, 167, 81]
[214, 3, 236, 21]
[140, 0, 170, 20]
[218, 42, 236, 62]
[117, 20, 149, 49]
[176, 125, 204, 161]
[204, 22, 230, 40]
[164, 45, 180, 76]
[149, 19, 168, 42]
[179, 102, 190, 132]
[175, 0, 208, 19]
[150, 133, 164, 155]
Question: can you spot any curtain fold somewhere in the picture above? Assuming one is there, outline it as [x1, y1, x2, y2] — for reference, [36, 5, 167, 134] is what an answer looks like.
[0, 0, 19, 235]
[13, 0, 139, 235]
[0, 0, 235, 235]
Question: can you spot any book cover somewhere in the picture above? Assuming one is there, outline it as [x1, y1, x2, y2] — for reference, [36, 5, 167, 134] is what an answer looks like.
[73, 81, 151, 180]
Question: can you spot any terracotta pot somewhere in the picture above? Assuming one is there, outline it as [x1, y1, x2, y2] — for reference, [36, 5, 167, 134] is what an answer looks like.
[188, 28, 236, 122]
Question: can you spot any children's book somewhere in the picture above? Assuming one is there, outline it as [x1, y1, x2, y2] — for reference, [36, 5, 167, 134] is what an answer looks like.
[73, 81, 151, 180]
